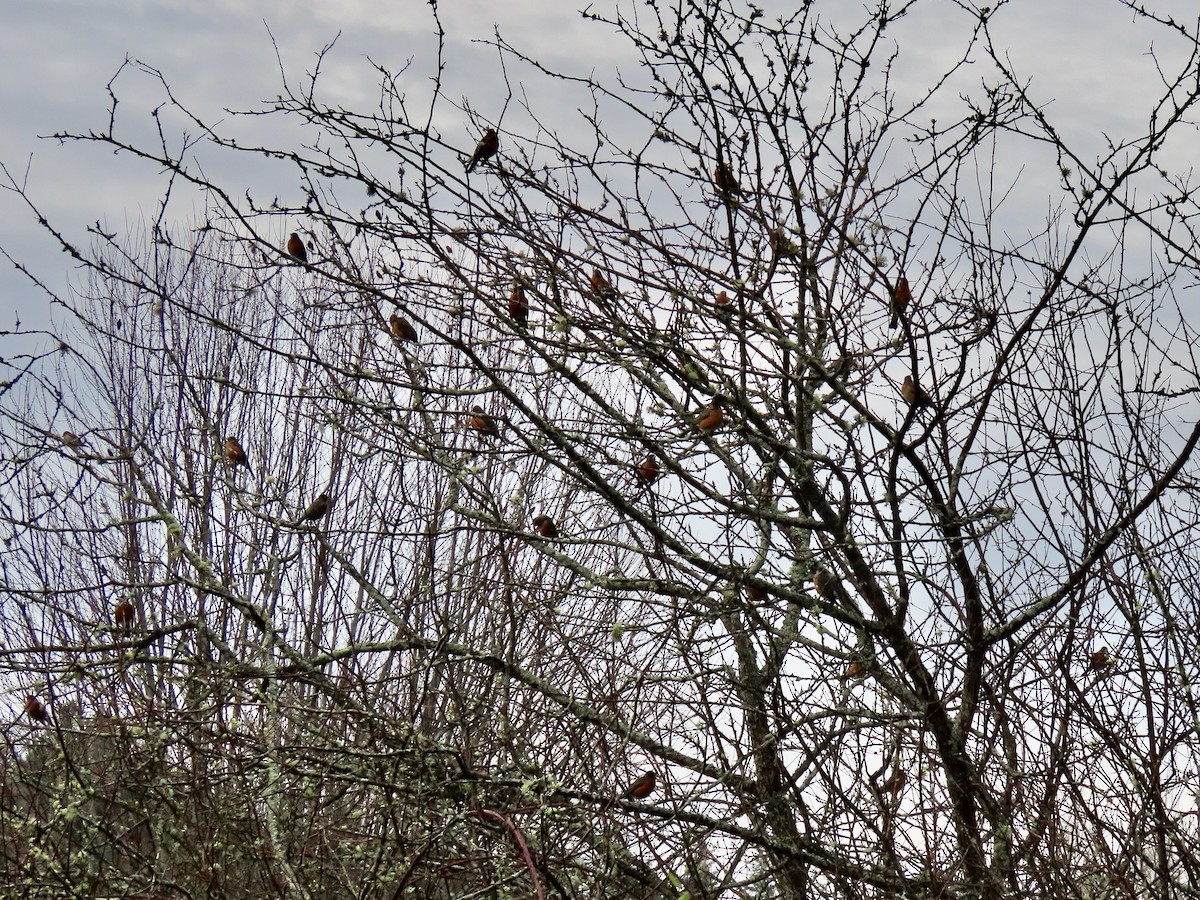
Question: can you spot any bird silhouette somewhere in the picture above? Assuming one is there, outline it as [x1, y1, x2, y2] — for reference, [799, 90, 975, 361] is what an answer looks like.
[114, 600, 136, 630]
[294, 491, 332, 526]
[813, 569, 838, 598]
[507, 285, 529, 327]
[713, 162, 741, 197]
[468, 406, 501, 439]
[901, 375, 931, 409]
[224, 436, 252, 475]
[466, 128, 499, 173]
[23, 696, 47, 722]
[389, 314, 418, 342]
[695, 396, 725, 434]
[531, 515, 558, 538]
[634, 455, 661, 486]
[286, 232, 307, 264]
[880, 768, 907, 796]
[745, 583, 769, 603]
[890, 275, 911, 329]
[622, 770, 657, 800]
[1089, 648, 1112, 671]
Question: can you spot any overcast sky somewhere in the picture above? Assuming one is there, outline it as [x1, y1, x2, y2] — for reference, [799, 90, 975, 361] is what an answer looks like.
[1, 0, 1195, 336]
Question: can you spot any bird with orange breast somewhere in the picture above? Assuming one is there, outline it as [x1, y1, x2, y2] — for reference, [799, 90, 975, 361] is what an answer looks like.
[713, 161, 741, 197]
[23, 696, 47, 722]
[507, 285, 529, 327]
[634, 455, 661, 486]
[694, 396, 726, 434]
[114, 600, 136, 631]
[286, 232, 308, 264]
[389, 314, 418, 343]
[468, 406, 501, 439]
[589, 268, 617, 300]
[890, 275, 911, 329]
[223, 436, 252, 476]
[622, 770, 657, 801]
[531, 515, 558, 538]
[901, 375, 932, 409]
[466, 128, 499, 173]
[840, 660, 866, 682]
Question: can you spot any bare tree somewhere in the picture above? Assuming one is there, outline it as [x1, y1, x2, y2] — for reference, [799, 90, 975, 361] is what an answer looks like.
[4, 1, 1200, 898]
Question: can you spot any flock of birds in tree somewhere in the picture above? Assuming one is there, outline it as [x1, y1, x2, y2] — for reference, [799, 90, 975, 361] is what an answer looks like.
[31, 127, 1117, 804]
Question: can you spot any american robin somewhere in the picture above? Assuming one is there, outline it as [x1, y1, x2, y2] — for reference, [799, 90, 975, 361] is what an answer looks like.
[389, 314, 418, 342]
[294, 491, 332, 526]
[507, 285, 529, 327]
[60, 431, 83, 448]
[890, 275, 911, 329]
[745, 583, 768, 603]
[1089, 648, 1112, 671]
[695, 396, 725, 434]
[531, 515, 558, 538]
[813, 569, 837, 598]
[622, 770, 657, 800]
[634, 455, 661, 486]
[901, 375, 931, 409]
[713, 162, 741, 196]
[465, 128, 499, 173]
[224, 436, 251, 474]
[23, 696, 47, 722]
[713, 290, 731, 308]
[590, 268, 617, 300]
[841, 660, 866, 681]
[286, 232, 307, 264]
[468, 406, 500, 439]
[114, 600, 136, 630]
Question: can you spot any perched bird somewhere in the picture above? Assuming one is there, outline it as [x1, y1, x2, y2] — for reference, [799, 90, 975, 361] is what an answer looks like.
[590, 268, 617, 300]
[745, 583, 769, 603]
[507, 285, 529, 327]
[531, 515, 559, 539]
[695, 396, 725, 434]
[286, 232, 308, 264]
[23, 696, 47, 722]
[713, 162, 741, 197]
[465, 128, 499, 173]
[114, 600, 136, 630]
[713, 290, 731, 308]
[813, 569, 838, 599]
[389, 314, 418, 343]
[623, 770, 657, 800]
[468, 406, 500, 439]
[60, 431, 83, 448]
[841, 660, 866, 682]
[294, 491, 333, 526]
[901, 375, 931, 409]
[223, 436, 251, 474]
[890, 275, 911, 329]
[634, 455, 661, 486]
[1090, 648, 1112, 671]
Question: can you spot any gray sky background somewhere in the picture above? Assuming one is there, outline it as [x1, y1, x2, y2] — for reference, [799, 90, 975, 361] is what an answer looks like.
[1, 0, 1196, 336]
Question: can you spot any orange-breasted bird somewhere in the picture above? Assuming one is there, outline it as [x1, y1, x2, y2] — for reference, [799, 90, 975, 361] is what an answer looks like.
[1090, 648, 1112, 671]
[880, 768, 907, 796]
[590, 268, 616, 300]
[466, 128, 499, 173]
[114, 600, 136, 630]
[389, 314, 418, 342]
[507, 285, 529, 327]
[713, 162, 741, 197]
[695, 396, 725, 434]
[468, 406, 500, 439]
[901, 375, 931, 409]
[623, 770, 657, 800]
[531, 515, 559, 538]
[841, 660, 866, 682]
[294, 491, 332, 526]
[286, 232, 308, 264]
[224, 436, 251, 474]
[713, 290, 731, 308]
[890, 275, 911, 329]
[23, 696, 47, 722]
[634, 455, 661, 486]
